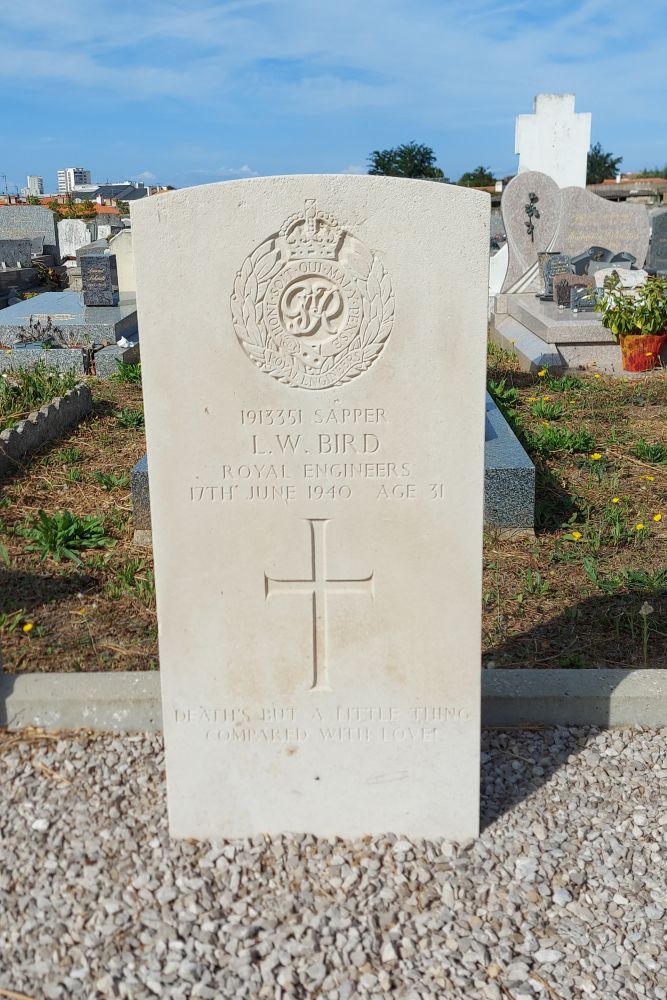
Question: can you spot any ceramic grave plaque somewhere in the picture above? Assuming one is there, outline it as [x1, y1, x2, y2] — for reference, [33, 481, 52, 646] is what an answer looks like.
[132, 176, 489, 840]
[552, 273, 595, 306]
[543, 254, 571, 298]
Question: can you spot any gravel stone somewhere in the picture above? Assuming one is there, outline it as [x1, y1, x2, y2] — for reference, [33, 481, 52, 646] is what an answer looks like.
[0, 726, 664, 999]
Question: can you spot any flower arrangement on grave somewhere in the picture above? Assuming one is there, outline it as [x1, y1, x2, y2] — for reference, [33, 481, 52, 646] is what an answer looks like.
[595, 272, 667, 372]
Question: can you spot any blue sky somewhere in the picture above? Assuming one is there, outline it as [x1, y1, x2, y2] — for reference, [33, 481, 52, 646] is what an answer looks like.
[1, 0, 665, 193]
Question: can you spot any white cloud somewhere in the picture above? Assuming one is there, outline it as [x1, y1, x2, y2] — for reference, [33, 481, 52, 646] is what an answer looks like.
[134, 171, 157, 182]
[341, 164, 365, 175]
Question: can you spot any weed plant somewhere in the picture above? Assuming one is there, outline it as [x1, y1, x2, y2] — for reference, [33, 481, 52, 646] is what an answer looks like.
[0, 364, 79, 432]
[20, 510, 114, 563]
[116, 407, 145, 430]
[111, 361, 142, 385]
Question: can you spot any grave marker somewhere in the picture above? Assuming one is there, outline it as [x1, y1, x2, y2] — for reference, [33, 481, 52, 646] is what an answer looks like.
[647, 210, 667, 274]
[132, 176, 489, 840]
[81, 254, 119, 306]
[0, 239, 32, 269]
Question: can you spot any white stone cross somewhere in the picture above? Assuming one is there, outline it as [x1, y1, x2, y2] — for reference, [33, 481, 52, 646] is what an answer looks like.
[265, 518, 374, 692]
[515, 94, 591, 189]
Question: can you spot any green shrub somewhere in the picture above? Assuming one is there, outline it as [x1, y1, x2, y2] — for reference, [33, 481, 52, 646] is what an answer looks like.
[529, 426, 595, 456]
[0, 364, 80, 432]
[21, 510, 114, 563]
[111, 361, 142, 385]
[116, 407, 145, 430]
[632, 439, 667, 464]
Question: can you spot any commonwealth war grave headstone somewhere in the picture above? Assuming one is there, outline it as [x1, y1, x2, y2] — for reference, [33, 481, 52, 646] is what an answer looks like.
[132, 176, 489, 839]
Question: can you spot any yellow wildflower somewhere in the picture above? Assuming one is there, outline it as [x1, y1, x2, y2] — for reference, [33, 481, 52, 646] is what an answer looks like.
[590, 453, 602, 461]
[653, 513, 663, 522]
[641, 475, 655, 482]
[537, 369, 547, 377]
[570, 531, 583, 541]
[635, 523, 645, 531]
[593, 373, 602, 379]
[542, 395, 551, 401]
[612, 497, 620, 504]
[22, 622, 34, 633]
[527, 396, 538, 403]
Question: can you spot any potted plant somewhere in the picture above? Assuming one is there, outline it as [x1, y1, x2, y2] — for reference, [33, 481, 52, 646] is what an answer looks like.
[596, 272, 667, 372]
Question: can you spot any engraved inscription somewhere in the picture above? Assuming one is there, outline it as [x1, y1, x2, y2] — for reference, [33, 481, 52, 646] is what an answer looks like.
[231, 199, 394, 390]
[265, 519, 374, 691]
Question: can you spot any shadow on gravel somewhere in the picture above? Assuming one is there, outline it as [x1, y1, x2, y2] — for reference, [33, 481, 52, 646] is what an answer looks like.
[480, 726, 591, 831]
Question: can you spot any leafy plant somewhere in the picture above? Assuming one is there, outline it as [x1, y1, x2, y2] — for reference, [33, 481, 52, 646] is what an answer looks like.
[632, 439, 667, 464]
[111, 360, 142, 385]
[21, 510, 114, 563]
[596, 272, 667, 340]
[94, 471, 130, 491]
[0, 364, 80, 432]
[529, 426, 595, 456]
[546, 374, 581, 392]
[106, 558, 155, 606]
[529, 399, 564, 420]
[58, 446, 83, 465]
[116, 407, 145, 430]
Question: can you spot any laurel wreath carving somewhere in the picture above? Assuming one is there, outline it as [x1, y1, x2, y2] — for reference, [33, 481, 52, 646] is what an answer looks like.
[231, 236, 394, 389]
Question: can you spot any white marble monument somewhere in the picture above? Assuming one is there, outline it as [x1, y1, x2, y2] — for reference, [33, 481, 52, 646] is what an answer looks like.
[516, 94, 591, 189]
[57, 219, 92, 268]
[132, 176, 489, 840]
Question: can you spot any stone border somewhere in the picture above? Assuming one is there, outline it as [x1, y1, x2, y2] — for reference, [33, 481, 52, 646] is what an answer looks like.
[0, 383, 92, 478]
[0, 670, 664, 733]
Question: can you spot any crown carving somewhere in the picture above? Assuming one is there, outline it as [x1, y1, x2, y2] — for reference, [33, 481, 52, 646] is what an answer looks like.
[281, 199, 342, 260]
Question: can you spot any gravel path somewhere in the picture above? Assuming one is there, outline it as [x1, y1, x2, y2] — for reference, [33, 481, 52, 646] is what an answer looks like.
[0, 726, 664, 1000]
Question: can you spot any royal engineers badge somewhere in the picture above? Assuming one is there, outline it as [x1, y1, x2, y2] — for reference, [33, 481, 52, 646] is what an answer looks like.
[231, 199, 394, 390]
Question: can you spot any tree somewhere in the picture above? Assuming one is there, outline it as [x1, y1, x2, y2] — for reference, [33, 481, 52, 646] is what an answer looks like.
[458, 165, 495, 187]
[76, 199, 97, 221]
[587, 142, 623, 184]
[26, 194, 41, 205]
[633, 166, 667, 179]
[116, 200, 130, 216]
[367, 142, 444, 180]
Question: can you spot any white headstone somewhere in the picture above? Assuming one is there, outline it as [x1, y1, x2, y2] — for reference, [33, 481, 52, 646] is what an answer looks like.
[57, 219, 92, 268]
[132, 176, 489, 840]
[108, 229, 135, 296]
[515, 94, 591, 189]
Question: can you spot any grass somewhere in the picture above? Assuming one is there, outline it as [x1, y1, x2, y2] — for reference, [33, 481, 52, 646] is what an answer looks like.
[111, 360, 142, 385]
[0, 363, 80, 432]
[484, 347, 666, 669]
[0, 355, 664, 674]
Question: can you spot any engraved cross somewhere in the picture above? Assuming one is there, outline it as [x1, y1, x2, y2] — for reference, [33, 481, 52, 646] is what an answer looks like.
[265, 518, 374, 692]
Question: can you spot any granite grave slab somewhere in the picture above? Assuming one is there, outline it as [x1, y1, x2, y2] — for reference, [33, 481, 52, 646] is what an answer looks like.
[0, 291, 137, 348]
[132, 175, 489, 840]
[0, 205, 59, 261]
[647, 209, 667, 274]
[81, 255, 119, 307]
[0, 239, 32, 269]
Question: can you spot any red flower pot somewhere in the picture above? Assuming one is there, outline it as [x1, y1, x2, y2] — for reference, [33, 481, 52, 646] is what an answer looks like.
[619, 331, 667, 372]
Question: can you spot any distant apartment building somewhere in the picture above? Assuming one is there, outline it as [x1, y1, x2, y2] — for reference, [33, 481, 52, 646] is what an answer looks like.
[57, 167, 92, 194]
[24, 175, 44, 196]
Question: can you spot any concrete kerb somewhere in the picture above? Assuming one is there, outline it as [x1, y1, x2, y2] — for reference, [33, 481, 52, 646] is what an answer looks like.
[0, 670, 665, 733]
[0, 383, 93, 478]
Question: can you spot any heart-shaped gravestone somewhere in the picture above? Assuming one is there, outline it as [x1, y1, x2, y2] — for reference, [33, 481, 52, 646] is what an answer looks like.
[501, 172, 562, 293]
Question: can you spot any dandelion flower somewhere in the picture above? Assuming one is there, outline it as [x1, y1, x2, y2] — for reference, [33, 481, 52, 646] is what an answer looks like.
[527, 396, 538, 403]
[590, 453, 602, 461]
[537, 369, 547, 377]
[571, 531, 583, 541]
[653, 513, 663, 522]
[641, 475, 655, 482]
[635, 523, 645, 531]
[22, 622, 33, 633]
[593, 373, 602, 380]
[542, 395, 551, 401]
[612, 497, 620, 504]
